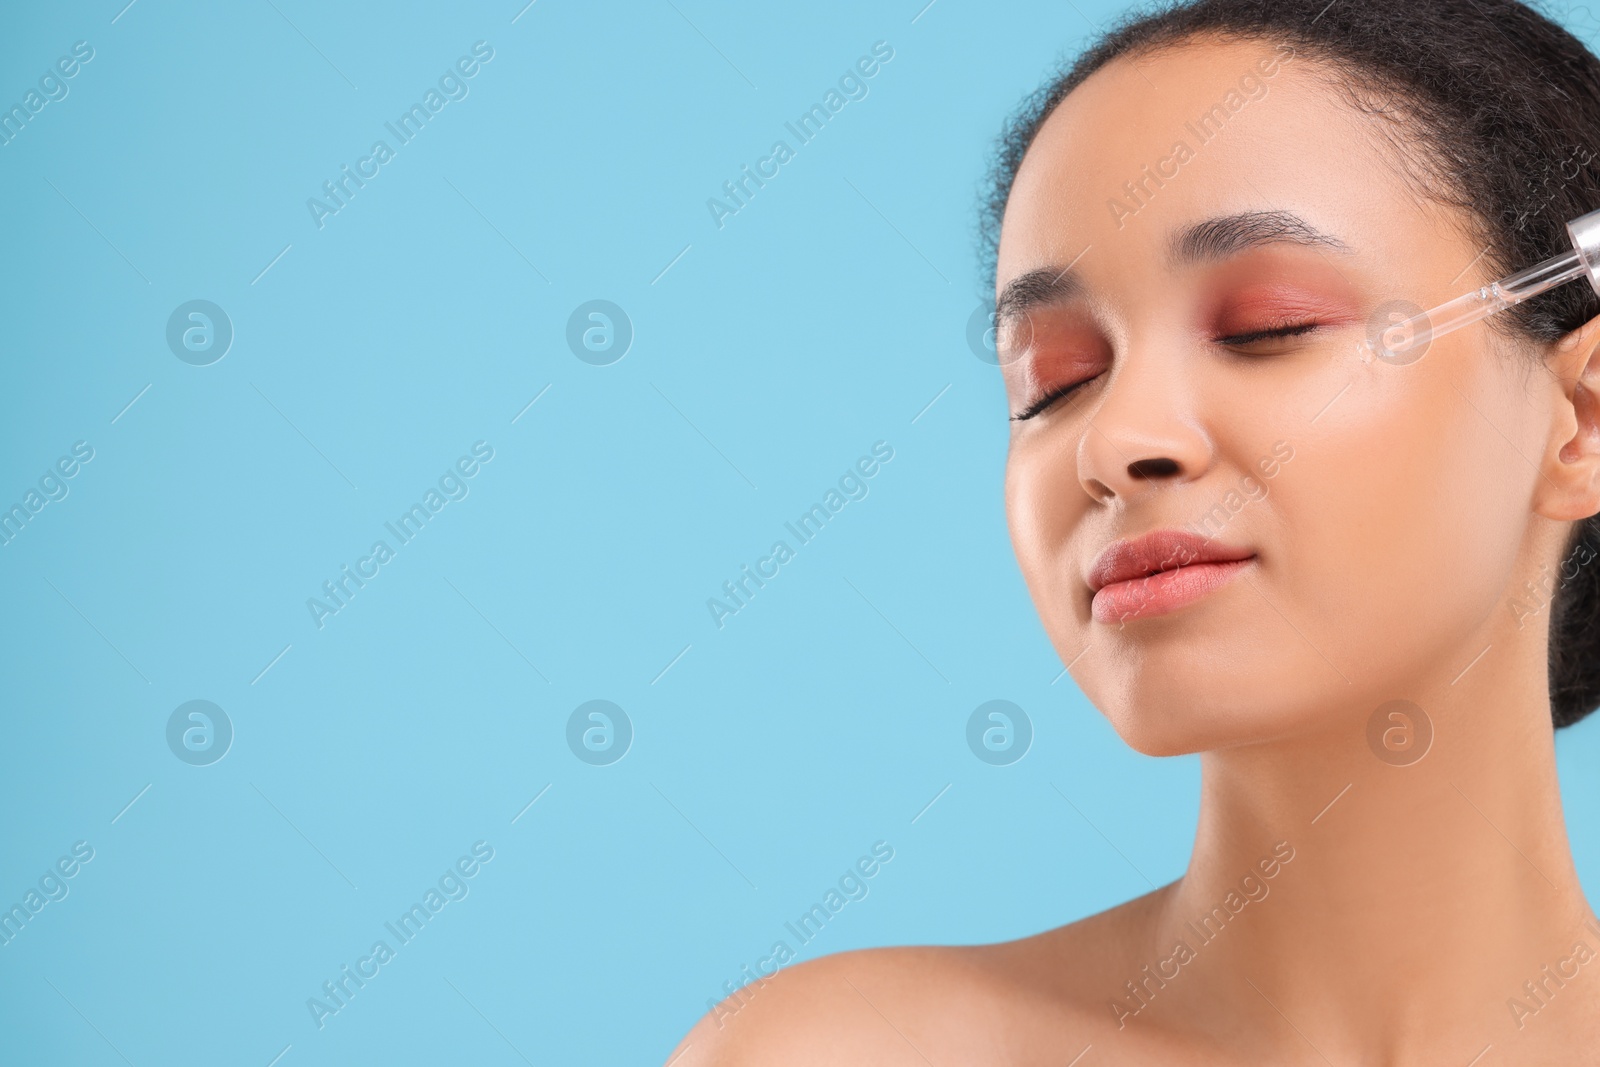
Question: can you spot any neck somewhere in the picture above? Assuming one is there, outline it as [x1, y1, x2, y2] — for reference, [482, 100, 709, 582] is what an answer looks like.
[1158, 622, 1594, 1058]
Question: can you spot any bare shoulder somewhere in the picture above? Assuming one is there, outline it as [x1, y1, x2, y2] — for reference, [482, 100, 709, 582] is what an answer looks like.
[665, 888, 1173, 1067]
[666, 944, 1041, 1067]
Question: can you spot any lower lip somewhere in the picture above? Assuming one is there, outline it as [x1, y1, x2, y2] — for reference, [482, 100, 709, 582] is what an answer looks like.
[1091, 558, 1255, 624]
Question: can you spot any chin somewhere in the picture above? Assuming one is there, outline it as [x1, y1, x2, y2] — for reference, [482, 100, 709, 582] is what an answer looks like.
[1082, 653, 1351, 756]
[1098, 694, 1242, 756]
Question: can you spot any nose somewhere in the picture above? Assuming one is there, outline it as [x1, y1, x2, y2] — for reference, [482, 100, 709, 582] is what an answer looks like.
[1076, 346, 1214, 504]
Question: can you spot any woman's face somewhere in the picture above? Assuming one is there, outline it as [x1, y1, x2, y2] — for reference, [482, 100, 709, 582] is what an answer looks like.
[998, 37, 1571, 754]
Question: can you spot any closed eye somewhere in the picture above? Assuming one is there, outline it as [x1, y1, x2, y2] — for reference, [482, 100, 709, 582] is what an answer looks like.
[1011, 322, 1322, 422]
[1011, 376, 1100, 422]
[1214, 321, 1320, 347]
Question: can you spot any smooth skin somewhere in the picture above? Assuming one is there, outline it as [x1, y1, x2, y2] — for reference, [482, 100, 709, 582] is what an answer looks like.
[670, 35, 1600, 1065]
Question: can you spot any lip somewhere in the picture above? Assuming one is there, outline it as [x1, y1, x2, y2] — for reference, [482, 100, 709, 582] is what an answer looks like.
[1087, 530, 1257, 624]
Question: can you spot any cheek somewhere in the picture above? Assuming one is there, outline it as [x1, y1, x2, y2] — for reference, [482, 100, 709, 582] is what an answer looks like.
[1005, 438, 1091, 618]
[1272, 347, 1534, 669]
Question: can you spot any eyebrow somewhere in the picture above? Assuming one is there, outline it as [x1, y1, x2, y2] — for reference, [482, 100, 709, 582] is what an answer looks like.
[993, 210, 1353, 334]
[1170, 209, 1352, 264]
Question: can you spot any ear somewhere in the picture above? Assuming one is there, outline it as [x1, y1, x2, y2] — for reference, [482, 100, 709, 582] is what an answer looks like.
[1536, 313, 1600, 523]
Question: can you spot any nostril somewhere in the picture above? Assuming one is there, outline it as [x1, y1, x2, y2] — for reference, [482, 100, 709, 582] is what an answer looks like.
[1128, 457, 1181, 480]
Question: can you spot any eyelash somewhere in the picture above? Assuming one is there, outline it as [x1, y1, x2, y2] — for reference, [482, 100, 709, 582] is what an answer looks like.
[1009, 321, 1322, 422]
[1011, 380, 1093, 422]
[1213, 320, 1321, 347]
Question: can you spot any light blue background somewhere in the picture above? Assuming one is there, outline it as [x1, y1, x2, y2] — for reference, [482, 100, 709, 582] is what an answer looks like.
[4, 1, 1600, 1063]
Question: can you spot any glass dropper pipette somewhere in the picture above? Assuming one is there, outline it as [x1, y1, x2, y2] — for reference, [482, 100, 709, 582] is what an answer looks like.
[1364, 206, 1600, 362]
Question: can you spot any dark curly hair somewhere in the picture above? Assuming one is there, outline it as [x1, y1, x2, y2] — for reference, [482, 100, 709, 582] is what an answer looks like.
[979, 0, 1600, 727]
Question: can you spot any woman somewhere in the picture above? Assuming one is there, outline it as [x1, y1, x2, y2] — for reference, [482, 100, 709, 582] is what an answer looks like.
[674, 0, 1600, 1061]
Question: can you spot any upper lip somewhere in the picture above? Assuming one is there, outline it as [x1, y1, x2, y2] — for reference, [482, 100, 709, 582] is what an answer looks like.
[1086, 530, 1256, 593]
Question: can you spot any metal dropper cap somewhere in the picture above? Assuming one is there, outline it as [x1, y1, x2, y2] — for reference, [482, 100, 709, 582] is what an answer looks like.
[1565, 206, 1600, 298]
